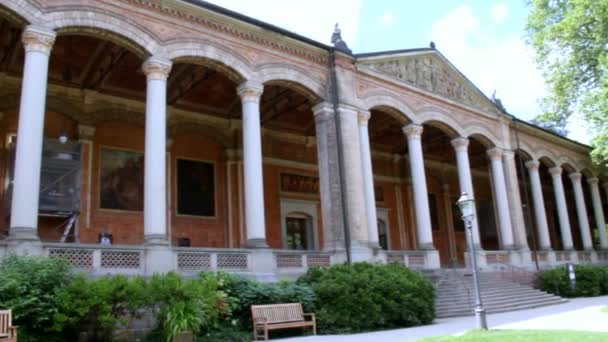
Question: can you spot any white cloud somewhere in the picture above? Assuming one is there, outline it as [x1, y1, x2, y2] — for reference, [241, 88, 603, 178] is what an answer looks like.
[377, 10, 396, 28]
[202, 0, 362, 46]
[491, 3, 510, 24]
[429, 5, 546, 123]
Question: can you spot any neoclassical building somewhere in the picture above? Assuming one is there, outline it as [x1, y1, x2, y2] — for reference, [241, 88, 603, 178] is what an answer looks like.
[0, 0, 606, 278]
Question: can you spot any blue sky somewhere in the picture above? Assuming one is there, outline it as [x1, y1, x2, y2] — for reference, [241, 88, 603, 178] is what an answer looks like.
[203, 0, 589, 144]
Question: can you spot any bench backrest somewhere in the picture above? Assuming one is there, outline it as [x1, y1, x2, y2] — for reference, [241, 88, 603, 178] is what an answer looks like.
[251, 303, 304, 324]
[0, 310, 11, 335]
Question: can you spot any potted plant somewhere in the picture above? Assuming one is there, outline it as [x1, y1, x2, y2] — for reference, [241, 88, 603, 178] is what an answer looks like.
[162, 301, 204, 342]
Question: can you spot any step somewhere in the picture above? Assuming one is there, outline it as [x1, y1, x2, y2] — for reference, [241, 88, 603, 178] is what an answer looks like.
[437, 298, 568, 318]
[436, 288, 547, 301]
[436, 297, 567, 318]
[436, 294, 562, 311]
[436, 292, 558, 308]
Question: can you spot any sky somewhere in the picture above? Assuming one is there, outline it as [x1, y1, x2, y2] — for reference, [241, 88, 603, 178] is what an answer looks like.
[203, 0, 590, 144]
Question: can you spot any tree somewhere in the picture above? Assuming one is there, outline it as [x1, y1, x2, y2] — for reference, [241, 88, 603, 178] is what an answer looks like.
[526, 0, 608, 168]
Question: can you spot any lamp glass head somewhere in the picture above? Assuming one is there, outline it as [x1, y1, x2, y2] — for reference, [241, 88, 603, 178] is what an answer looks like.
[457, 192, 475, 219]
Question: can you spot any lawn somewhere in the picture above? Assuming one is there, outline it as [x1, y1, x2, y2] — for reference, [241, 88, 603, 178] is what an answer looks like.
[415, 330, 608, 342]
[602, 307, 608, 314]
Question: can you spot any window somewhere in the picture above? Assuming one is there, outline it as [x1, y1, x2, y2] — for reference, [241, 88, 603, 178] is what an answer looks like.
[285, 214, 312, 250]
[378, 219, 388, 250]
[176, 158, 215, 216]
[428, 193, 439, 231]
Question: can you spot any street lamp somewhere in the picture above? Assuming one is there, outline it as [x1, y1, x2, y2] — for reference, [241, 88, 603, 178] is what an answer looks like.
[456, 192, 488, 330]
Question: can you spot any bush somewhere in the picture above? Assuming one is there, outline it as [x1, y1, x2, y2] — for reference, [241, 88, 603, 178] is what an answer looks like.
[0, 255, 73, 341]
[535, 265, 608, 297]
[298, 262, 435, 333]
[200, 272, 315, 332]
[53, 274, 149, 341]
[150, 272, 225, 341]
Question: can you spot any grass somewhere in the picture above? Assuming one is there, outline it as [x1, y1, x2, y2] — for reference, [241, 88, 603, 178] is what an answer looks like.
[415, 330, 608, 342]
[602, 307, 608, 314]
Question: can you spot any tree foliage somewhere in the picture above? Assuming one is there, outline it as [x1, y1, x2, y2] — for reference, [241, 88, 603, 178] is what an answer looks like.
[527, 0, 608, 167]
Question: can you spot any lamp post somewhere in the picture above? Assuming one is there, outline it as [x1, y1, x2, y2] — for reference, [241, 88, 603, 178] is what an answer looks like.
[457, 192, 488, 330]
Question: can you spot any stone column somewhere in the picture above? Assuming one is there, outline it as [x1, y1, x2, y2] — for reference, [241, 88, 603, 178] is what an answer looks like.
[569, 172, 593, 250]
[237, 81, 268, 248]
[502, 150, 529, 250]
[588, 177, 608, 249]
[450, 137, 481, 247]
[525, 160, 552, 250]
[487, 148, 515, 249]
[336, 104, 369, 256]
[549, 167, 574, 250]
[402, 124, 434, 249]
[9, 26, 56, 243]
[357, 110, 379, 248]
[312, 103, 345, 251]
[142, 57, 171, 245]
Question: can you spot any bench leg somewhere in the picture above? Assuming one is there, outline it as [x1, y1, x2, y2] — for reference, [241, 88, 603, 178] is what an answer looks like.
[264, 327, 269, 341]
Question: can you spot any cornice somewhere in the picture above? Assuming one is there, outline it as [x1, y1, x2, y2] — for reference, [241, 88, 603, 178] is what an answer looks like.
[121, 0, 328, 64]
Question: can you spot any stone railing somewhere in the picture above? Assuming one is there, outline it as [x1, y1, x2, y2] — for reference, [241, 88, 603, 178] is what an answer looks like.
[44, 242, 145, 275]
[386, 251, 428, 269]
[274, 250, 333, 274]
[175, 247, 251, 275]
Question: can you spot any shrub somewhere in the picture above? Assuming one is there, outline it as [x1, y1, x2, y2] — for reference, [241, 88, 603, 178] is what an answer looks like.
[0, 255, 73, 341]
[298, 262, 435, 333]
[535, 265, 608, 297]
[149, 272, 224, 341]
[200, 272, 315, 331]
[53, 274, 149, 341]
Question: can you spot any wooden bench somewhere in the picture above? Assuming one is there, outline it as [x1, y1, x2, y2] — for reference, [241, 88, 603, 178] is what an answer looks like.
[251, 303, 316, 340]
[0, 310, 17, 342]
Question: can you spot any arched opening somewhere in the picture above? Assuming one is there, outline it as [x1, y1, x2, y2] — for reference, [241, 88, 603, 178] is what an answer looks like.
[260, 80, 322, 250]
[367, 106, 410, 253]
[467, 135, 499, 250]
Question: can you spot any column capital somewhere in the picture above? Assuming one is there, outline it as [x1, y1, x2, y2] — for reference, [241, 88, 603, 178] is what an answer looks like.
[450, 136, 469, 152]
[549, 166, 562, 177]
[587, 177, 599, 186]
[237, 81, 264, 103]
[142, 57, 172, 81]
[312, 102, 334, 122]
[402, 124, 423, 140]
[357, 110, 371, 126]
[486, 147, 503, 161]
[568, 171, 582, 182]
[22, 25, 56, 55]
[525, 160, 540, 171]
[77, 124, 96, 141]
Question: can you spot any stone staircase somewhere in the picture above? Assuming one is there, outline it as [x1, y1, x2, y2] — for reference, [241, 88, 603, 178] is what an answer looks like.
[434, 269, 567, 318]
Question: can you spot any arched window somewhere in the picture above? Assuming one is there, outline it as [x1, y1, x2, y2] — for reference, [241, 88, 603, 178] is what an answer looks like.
[285, 212, 313, 250]
[378, 219, 388, 250]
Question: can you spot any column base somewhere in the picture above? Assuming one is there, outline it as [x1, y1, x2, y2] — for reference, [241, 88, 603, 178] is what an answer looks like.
[144, 234, 170, 247]
[501, 244, 517, 250]
[7, 227, 43, 256]
[417, 242, 436, 251]
[144, 243, 173, 275]
[7, 226, 39, 242]
[246, 238, 269, 249]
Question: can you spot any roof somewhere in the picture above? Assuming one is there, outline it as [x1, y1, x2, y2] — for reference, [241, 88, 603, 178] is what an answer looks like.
[178, 0, 591, 151]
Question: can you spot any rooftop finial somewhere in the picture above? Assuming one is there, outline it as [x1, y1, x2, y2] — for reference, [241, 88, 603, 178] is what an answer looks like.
[430, 41, 436, 49]
[330, 23, 352, 54]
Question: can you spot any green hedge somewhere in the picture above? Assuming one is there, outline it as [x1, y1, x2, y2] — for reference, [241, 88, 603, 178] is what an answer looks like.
[298, 262, 435, 333]
[535, 264, 608, 297]
[1, 256, 435, 340]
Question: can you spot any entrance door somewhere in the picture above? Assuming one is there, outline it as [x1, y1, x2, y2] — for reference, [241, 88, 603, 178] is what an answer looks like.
[285, 216, 309, 250]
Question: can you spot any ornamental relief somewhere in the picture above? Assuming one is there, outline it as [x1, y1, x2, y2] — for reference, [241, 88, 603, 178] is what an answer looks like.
[361, 56, 492, 113]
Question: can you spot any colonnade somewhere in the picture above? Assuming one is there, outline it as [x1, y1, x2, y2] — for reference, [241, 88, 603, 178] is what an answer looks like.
[7, 25, 608, 261]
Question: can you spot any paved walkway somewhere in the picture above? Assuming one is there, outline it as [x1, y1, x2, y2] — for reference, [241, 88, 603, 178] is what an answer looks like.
[278, 296, 608, 342]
